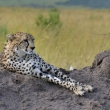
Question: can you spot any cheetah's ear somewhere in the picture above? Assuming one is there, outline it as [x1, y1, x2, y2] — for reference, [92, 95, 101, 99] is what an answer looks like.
[6, 34, 16, 41]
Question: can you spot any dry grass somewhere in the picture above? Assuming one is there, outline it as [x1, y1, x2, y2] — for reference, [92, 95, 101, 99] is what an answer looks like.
[0, 7, 110, 69]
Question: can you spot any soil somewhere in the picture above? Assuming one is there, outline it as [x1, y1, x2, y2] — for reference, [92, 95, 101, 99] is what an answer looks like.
[0, 50, 110, 110]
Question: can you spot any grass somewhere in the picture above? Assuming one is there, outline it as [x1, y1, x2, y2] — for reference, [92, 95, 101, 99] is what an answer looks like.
[0, 7, 110, 69]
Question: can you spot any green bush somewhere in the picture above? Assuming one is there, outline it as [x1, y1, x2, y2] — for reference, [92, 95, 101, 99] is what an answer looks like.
[35, 8, 62, 30]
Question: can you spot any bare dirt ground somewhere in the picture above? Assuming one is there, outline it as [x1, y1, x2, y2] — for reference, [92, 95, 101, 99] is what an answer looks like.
[0, 50, 110, 110]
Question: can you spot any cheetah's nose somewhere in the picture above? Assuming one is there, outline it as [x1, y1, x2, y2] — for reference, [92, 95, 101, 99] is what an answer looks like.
[31, 47, 35, 50]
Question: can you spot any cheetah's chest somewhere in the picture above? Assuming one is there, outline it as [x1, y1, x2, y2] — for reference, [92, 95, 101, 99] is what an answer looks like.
[5, 56, 42, 73]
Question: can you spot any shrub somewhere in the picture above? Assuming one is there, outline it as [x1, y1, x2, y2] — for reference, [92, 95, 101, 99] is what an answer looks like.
[35, 8, 62, 30]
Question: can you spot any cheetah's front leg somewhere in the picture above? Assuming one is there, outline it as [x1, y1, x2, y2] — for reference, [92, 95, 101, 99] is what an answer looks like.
[31, 68, 90, 96]
[40, 63, 93, 93]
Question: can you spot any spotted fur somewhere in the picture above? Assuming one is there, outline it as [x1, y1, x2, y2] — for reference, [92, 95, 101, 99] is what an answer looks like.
[1, 32, 93, 96]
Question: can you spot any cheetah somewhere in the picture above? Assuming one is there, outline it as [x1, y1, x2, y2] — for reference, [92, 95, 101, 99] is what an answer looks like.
[1, 32, 93, 96]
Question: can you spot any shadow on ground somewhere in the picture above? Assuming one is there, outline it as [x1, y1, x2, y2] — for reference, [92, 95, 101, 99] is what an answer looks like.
[0, 50, 110, 110]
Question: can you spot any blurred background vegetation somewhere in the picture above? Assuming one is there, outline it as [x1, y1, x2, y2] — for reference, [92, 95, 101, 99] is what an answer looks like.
[1, 0, 110, 8]
[0, 0, 110, 69]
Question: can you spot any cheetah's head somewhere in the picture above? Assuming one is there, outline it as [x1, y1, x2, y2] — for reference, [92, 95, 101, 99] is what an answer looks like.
[6, 32, 35, 57]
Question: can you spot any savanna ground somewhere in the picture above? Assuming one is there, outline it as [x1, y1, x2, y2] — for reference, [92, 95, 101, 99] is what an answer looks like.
[0, 7, 110, 69]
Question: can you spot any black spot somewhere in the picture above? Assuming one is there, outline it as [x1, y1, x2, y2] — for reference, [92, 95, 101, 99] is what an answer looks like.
[47, 68, 51, 72]
[35, 73, 37, 75]
[40, 68, 42, 71]
[55, 72, 58, 75]
[64, 77, 66, 80]
[57, 81, 59, 83]
[45, 65, 47, 68]
[51, 79, 53, 82]
[39, 73, 42, 76]
[14, 58, 16, 60]
[67, 79, 70, 81]
[32, 66, 36, 69]
[72, 88, 74, 91]
[20, 72, 22, 74]
[61, 75, 63, 78]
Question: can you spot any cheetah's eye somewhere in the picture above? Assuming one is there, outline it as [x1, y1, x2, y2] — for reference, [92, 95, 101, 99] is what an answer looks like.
[24, 39, 28, 42]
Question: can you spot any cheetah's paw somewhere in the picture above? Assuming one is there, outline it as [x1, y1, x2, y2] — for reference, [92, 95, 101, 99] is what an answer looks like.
[74, 85, 85, 96]
[83, 85, 93, 92]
